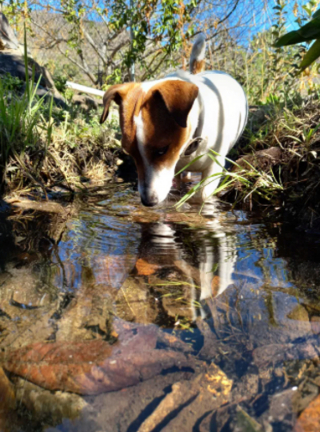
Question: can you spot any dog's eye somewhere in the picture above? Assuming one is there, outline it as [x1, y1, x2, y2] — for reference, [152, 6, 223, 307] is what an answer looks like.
[184, 139, 201, 156]
[155, 146, 169, 157]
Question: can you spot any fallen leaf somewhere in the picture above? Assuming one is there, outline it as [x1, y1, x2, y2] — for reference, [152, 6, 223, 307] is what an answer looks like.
[136, 258, 159, 276]
[2, 321, 189, 395]
[295, 394, 320, 432]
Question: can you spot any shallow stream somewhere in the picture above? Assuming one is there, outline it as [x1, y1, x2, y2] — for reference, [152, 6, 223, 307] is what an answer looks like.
[0, 183, 320, 431]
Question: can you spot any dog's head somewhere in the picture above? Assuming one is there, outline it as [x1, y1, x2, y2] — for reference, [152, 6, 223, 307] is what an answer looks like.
[100, 80, 199, 206]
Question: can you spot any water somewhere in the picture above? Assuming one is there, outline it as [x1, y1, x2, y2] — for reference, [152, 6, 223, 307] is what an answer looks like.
[0, 185, 320, 431]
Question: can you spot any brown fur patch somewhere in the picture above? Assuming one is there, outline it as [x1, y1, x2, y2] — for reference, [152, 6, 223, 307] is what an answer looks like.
[141, 90, 191, 169]
[100, 80, 199, 175]
[138, 80, 198, 169]
[100, 82, 143, 154]
[190, 59, 205, 75]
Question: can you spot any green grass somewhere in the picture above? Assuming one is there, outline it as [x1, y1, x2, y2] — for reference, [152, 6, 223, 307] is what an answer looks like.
[0, 28, 120, 195]
[175, 150, 284, 210]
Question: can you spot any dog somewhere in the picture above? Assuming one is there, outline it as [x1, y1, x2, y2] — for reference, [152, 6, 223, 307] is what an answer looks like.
[100, 34, 248, 206]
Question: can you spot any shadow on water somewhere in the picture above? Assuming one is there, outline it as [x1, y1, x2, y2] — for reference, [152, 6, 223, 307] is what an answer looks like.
[1, 186, 320, 431]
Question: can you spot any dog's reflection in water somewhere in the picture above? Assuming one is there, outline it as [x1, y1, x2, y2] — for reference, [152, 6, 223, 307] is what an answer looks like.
[138, 204, 237, 320]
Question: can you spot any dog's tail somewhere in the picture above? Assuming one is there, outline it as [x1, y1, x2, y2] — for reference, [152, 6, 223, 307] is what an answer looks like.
[190, 34, 206, 74]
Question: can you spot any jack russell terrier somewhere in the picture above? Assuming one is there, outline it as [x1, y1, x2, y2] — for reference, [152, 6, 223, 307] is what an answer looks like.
[100, 34, 248, 206]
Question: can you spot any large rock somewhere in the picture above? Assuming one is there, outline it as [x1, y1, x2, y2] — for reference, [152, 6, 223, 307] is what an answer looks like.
[0, 13, 19, 50]
[0, 13, 66, 108]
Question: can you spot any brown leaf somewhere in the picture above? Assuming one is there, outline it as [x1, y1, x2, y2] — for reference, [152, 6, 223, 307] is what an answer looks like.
[136, 258, 159, 276]
[295, 394, 320, 432]
[2, 322, 189, 395]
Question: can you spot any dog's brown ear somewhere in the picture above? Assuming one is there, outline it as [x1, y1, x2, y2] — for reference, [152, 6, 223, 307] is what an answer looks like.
[100, 84, 124, 124]
[152, 81, 199, 128]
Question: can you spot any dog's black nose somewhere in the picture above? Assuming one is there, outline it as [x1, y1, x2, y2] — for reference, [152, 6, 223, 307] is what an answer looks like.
[141, 196, 159, 207]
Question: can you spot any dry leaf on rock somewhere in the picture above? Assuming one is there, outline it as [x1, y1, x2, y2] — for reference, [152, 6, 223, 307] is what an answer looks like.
[211, 275, 220, 297]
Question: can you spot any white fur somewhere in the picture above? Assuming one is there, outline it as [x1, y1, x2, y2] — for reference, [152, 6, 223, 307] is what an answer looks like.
[134, 70, 248, 204]
[134, 112, 145, 145]
[135, 112, 175, 204]
[132, 33, 247, 205]
[167, 69, 248, 202]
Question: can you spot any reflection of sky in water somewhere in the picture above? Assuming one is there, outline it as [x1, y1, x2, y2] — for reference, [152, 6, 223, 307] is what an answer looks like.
[54, 211, 141, 291]
[54, 205, 294, 301]
[234, 227, 293, 289]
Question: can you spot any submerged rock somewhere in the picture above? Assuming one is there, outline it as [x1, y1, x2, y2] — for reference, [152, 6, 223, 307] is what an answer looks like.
[15, 378, 88, 423]
[137, 362, 233, 432]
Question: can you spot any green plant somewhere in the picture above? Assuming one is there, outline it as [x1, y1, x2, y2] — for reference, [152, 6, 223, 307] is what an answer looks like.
[275, 4, 320, 71]
[0, 28, 52, 182]
[1, 73, 23, 91]
[176, 150, 283, 210]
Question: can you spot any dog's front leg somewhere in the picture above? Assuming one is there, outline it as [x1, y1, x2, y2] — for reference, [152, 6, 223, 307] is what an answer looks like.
[201, 158, 225, 202]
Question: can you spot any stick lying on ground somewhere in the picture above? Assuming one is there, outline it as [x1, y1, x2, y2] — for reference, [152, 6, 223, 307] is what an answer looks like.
[66, 81, 105, 97]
